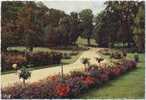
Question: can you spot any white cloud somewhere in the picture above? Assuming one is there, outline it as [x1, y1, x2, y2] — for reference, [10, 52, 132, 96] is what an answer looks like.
[41, 0, 106, 16]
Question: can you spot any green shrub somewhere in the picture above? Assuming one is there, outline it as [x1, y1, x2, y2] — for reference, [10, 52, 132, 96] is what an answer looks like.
[110, 52, 122, 59]
[70, 51, 78, 56]
[63, 53, 71, 59]
[134, 54, 139, 62]
[2, 51, 62, 71]
[18, 67, 31, 86]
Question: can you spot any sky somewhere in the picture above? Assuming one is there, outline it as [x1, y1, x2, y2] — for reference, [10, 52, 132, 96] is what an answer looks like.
[41, 0, 106, 16]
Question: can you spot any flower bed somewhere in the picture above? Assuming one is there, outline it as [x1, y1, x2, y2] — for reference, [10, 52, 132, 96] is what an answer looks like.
[2, 60, 137, 99]
[2, 51, 62, 71]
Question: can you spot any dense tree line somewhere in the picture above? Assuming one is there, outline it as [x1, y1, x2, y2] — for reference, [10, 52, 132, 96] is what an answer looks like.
[94, 1, 145, 52]
[1, 1, 83, 51]
[1, 1, 145, 52]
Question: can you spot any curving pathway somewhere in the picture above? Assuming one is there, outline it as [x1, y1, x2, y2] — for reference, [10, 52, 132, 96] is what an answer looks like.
[1, 48, 106, 88]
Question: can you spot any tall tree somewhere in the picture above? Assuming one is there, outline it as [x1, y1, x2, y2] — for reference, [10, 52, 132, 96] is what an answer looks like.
[58, 16, 71, 46]
[105, 1, 139, 47]
[94, 1, 143, 48]
[69, 12, 80, 45]
[16, 1, 49, 51]
[132, 2, 145, 52]
[79, 9, 94, 46]
[1, 1, 25, 51]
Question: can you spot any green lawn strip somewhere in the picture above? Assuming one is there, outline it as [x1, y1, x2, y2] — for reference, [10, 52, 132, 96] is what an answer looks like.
[76, 36, 97, 47]
[79, 53, 144, 99]
[61, 51, 82, 64]
[7, 47, 52, 53]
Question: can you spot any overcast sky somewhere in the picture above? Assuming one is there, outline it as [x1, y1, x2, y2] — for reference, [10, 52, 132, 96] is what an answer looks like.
[41, 0, 106, 16]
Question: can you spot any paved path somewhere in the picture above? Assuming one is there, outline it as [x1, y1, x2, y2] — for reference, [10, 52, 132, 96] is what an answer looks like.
[1, 48, 106, 88]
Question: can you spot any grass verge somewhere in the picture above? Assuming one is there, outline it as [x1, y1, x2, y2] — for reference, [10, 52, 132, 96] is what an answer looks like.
[79, 53, 145, 99]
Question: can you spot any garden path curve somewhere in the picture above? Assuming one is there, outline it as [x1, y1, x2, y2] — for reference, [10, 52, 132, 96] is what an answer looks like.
[1, 48, 107, 88]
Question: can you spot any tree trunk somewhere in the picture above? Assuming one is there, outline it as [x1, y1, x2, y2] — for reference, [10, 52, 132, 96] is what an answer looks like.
[23, 79, 26, 87]
[61, 64, 64, 81]
[2, 46, 7, 52]
[84, 64, 86, 71]
[87, 37, 90, 46]
[29, 47, 33, 52]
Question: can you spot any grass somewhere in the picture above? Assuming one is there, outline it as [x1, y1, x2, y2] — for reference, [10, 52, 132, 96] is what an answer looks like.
[7, 47, 52, 53]
[61, 52, 82, 64]
[76, 36, 97, 47]
[79, 53, 145, 99]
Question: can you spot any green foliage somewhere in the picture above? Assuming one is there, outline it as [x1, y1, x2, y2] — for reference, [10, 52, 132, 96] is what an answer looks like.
[1, 1, 25, 51]
[62, 53, 71, 59]
[1, 1, 81, 50]
[134, 53, 139, 62]
[81, 57, 90, 65]
[19, 66, 31, 80]
[132, 2, 145, 52]
[110, 51, 122, 59]
[2, 51, 62, 71]
[95, 57, 104, 63]
[79, 9, 94, 45]
[94, 1, 144, 49]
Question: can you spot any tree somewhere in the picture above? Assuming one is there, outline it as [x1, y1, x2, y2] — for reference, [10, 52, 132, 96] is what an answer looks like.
[1, 1, 25, 51]
[16, 2, 44, 52]
[132, 2, 145, 52]
[104, 1, 139, 47]
[1, 1, 49, 51]
[43, 8, 67, 46]
[58, 16, 71, 46]
[81, 58, 90, 71]
[79, 9, 94, 46]
[95, 57, 104, 66]
[18, 66, 31, 87]
[69, 12, 81, 45]
[94, 1, 142, 48]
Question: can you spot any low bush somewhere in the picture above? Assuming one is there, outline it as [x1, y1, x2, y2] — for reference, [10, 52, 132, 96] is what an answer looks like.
[62, 53, 71, 59]
[2, 60, 137, 99]
[134, 54, 139, 62]
[2, 51, 62, 71]
[1, 52, 27, 71]
[70, 51, 78, 56]
[110, 52, 122, 59]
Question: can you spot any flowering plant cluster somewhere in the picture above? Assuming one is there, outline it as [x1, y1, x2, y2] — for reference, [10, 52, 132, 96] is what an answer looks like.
[2, 60, 137, 99]
[55, 83, 70, 97]
[2, 51, 62, 71]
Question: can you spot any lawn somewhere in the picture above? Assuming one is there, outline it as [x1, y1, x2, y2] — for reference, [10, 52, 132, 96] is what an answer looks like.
[76, 36, 97, 47]
[79, 53, 145, 99]
[7, 47, 52, 53]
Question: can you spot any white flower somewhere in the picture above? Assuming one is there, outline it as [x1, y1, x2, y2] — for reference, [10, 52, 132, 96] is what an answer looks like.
[12, 64, 17, 69]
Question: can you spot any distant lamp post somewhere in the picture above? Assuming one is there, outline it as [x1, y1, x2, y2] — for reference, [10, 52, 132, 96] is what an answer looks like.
[61, 63, 64, 82]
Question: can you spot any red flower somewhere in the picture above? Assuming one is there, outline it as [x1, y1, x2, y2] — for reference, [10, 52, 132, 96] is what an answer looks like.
[55, 83, 70, 97]
[98, 73, 109, 82]
[110, 67, 121, 77]
[82, 76, 96, 87]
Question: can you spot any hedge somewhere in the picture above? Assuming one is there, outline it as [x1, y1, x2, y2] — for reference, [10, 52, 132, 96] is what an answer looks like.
[2, 51, 62, 71]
